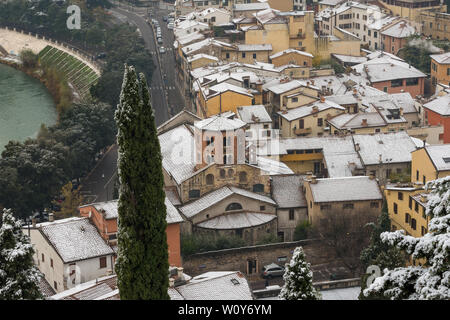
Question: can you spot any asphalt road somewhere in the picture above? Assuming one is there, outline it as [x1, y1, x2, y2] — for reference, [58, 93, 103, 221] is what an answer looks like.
[80, 144, 118, 203]
[110, 6, 169, 125]
[110, 4, 185, 125]
[81, 4, 188, 202]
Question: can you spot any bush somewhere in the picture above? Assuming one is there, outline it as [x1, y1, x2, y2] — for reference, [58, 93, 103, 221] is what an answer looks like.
[181, 234, 247, 256]
[294, 220, 312, 241]
[19, 49, 38, 70]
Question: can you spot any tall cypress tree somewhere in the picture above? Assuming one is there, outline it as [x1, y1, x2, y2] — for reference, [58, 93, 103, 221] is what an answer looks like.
[115, 65, 169, 300]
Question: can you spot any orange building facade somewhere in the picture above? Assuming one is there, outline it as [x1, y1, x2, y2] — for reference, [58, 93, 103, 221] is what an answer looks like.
[79, 202, 182, 267]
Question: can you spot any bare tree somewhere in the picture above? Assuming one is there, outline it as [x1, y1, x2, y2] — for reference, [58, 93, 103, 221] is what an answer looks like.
[311, 209, 377, 277]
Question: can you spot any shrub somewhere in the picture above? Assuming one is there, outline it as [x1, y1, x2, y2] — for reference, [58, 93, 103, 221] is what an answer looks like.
[294, 220, 312, 241]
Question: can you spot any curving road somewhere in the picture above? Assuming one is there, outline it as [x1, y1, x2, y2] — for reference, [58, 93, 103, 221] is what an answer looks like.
[110, 4, 185, 125]
[110, 6, 169, 125]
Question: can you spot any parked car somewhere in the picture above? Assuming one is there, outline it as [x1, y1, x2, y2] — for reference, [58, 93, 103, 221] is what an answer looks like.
[163, 16, 168, 22]
[167, 23, 174, 30]
[157, 37, 163, 44]
[261, 263, 285, 279]
[159, 46, 166, 54]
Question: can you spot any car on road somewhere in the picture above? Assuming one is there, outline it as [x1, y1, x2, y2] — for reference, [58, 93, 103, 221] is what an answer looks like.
[163, 16, 168, 22]
[157, 37, 163, 44]
[167, 23, 174, 30]
[159, 46, 166, 54]
[261, 263, 285, 279]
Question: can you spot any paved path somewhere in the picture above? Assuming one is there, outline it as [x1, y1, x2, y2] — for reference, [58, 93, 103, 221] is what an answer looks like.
[110, 6, 170, 126]
[80, 144, 118, 203]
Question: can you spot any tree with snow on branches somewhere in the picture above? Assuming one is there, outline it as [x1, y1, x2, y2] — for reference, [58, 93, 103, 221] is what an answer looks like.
[279, 246, 321, 300]
[363, 176, 450, 300]
[0, 208, 43, 300]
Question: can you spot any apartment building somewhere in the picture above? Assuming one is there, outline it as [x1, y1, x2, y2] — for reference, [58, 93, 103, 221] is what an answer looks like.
[430, 52, 450, 87]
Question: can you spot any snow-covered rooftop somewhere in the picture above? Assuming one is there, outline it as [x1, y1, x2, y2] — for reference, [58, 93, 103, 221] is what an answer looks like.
[430, 52, 450, 64]
[179, 186, 276, 219]
[354, 57, 426, 82]
[270, 48, 314, 59]
[328, 112, 386, 129]
[40, 217, 114, 263]
[50, 275, 118, 300]
[278, 99, 345, 121]
[308, 176, 382, 203]
[170, 271, 253, 300]
[423, 94, 450, 116]
[236, 105, 272, 123]
[353, 131, 417, 165]
[234, 2, 270, 11]
[381, 21, 417, 38]
[79, 200, 118, 220]
[237, 44, 273, 51]
[187, 53, 219, 63]
[271, 175, 307, 208]
[332, 54, 367, 64]
[424, 144, 450, 172]
[194, 114, 247, 131]
[197, 212, 276, 229]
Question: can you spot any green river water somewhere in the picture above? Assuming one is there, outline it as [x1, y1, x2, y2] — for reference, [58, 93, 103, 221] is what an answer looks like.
[0, 63, 57, 152]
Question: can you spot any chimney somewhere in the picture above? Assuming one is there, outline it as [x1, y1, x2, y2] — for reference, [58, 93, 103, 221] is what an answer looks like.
[169, 278, 175, 288]
[49, 212, 54, 222]
[312, 105, 319, 113]
[177, 267, 184, 280]
[320, 96, 325, 103]
[399, 107, 403, 115]
[361, 118, 368, 127]
[379, 154, 382, 163]
[311, 79, 315, 86]
[353, 88, 357, 95]
[355, 143, 360, 151]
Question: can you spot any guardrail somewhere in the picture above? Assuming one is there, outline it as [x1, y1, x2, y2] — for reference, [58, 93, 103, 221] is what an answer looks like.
[0, 26, 104, 72]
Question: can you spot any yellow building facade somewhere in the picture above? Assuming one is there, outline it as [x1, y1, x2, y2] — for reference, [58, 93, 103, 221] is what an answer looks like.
[197, 89, 255, 118]
[411, 146, 450, 184]
[384, 185, 430, 238]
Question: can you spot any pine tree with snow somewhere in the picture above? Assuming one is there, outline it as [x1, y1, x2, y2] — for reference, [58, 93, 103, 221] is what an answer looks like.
[115, 65, 169, 300]
[0, 208, 43, 300]
[363, 176, 450, 300]
[359, 208, 406, 299]
[279, 246, 321, 300]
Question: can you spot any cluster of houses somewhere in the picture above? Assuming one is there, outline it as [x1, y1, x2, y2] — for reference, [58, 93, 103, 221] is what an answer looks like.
[22, 0, 450, 299]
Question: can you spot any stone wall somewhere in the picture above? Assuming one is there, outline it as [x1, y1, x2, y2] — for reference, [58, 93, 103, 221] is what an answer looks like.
[182, 239, 337, 279]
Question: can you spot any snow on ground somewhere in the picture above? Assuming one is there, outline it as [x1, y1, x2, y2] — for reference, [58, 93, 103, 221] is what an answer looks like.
[258, 286, 361, 300]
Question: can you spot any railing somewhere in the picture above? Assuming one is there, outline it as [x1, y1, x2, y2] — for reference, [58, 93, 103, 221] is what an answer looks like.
[0, 26, 103, 73]
[294, 127, 312, 135]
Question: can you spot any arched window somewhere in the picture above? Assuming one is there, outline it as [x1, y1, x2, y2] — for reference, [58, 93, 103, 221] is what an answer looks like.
[253, 184, 264, 193]
[228, 169, 234, 177]
[220, 169, 226, 178]
[226, 203, 243, 211]
[239, 171, 247, 183]
[206, 174, 214, 185]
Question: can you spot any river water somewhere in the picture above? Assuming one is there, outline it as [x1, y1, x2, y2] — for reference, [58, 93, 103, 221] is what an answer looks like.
[0, 63, 57, 152]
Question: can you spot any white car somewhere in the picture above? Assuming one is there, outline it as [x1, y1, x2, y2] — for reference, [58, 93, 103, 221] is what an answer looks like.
[167, 23, 174, 30]
[159, 47, 166, 54]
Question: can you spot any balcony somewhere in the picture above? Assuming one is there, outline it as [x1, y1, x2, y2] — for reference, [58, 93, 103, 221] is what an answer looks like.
[290, 32, 306, 39]
[294, 127, 312, 136]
